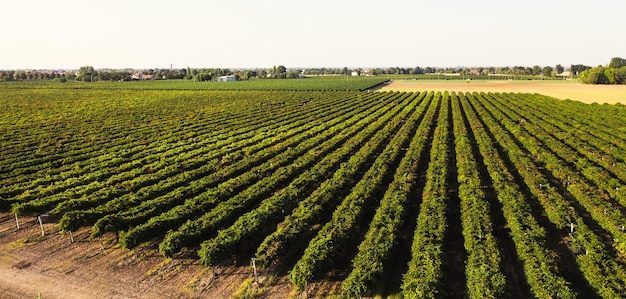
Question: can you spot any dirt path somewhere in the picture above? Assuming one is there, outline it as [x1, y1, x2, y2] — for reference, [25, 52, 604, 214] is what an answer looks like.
[0, 213, 255, 299]
[380, 80, 626, 104]
[0, 257, 115, 299]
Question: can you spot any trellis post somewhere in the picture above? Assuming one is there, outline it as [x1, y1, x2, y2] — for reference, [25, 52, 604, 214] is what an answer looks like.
[251, 258, 259, 284]
[38, 215, 49, 236]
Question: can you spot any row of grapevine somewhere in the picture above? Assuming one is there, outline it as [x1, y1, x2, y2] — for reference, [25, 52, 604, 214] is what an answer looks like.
[56, 92, 377, 233]
[2, 77, 389, 91]
[88, 93, 383, 238]
[2, 85, 625, 297]
[470, 92, 626, 297]
[195, 92, 430, 270]
[120, 91, 411, 251]
[253, 92, 421, 268]
[495, 93, 626, 199]
[460, 93, 576, 298]
[9, 92, 344, 215]
[156, 91, 415, 256]
[400, 92, 450, 298]
[449, 92, 507, 298]
[339, 91, 438, 297]
[480, 93, 626, 255]
[0, 90, 257, 178]
[534, 97, 626, 144]
[287, 91, 434, 289]
[2, 90, 341, 210]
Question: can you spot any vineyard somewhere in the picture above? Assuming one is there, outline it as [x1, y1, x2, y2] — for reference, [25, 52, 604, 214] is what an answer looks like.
[1, 82, 626, 298]
[0, 76, 389, 91]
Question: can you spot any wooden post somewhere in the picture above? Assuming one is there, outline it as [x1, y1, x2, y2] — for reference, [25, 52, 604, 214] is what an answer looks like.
[251, 258, 259, 284]
[100, 237, 105, 250]
[570, 223, 574, 233]
[69, 231, 74, 243]
[15, 213, 20, 230]
[38, 215, 45, 236]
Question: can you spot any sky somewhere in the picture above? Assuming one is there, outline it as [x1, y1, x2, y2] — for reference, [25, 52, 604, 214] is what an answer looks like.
[2, 0, 625, 70]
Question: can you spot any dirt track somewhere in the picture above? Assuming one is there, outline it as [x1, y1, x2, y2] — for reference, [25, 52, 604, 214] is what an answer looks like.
[0, 213, 256, 299]
[380, 80, 626, 104]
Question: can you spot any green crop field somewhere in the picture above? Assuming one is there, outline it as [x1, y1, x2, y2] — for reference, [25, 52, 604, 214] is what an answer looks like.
[1, 81, 626, 298]
[0, 76, 388, 91]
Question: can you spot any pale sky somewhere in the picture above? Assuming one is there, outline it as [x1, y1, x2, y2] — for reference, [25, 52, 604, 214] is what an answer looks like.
[2, 0, 625, 69]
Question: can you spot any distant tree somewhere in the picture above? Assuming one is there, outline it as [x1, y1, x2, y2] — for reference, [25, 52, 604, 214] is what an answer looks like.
[509, 66, 528, 76]
[619, 66, 626, 84]
[163, 69, 183, 80]
[286, 71, 300, 79]
[570, 64, 591, 77]
[531, 65, 541, 76]
[579, 58, 626, 84]
[542, 66, 553, 77]
[269, 65, 287, 78]
[77, 66, 97, 82]
[580, 66, 608, 84]
[195, 71, 212, 81]
[98, 71, 111, 81]
[65, 71, 76, 81]
[239, 71, 250, 80]
[555, 64, 564, 75]
[275, 66, 287, 78]
[524, 66, 533, 75]
[604, 68, 620, 84]
[609, 57, 626, 69]
[411, 67, 424, 74]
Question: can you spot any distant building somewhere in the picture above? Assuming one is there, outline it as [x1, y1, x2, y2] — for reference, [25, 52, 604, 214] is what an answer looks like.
[131, 72, 155, 80]
[558, 71, 571, 79]
[217, 75, 236, 82]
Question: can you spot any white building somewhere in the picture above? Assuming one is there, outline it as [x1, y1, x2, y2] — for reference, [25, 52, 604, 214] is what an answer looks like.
[217, 75, 236, 82]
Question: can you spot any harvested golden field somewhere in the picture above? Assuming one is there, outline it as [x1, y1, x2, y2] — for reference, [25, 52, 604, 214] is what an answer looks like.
[380, 80, 626, 104]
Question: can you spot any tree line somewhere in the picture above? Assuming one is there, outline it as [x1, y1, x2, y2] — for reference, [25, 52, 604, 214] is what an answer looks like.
[579, 57, 626, 84]
[0, 62, 601, 82]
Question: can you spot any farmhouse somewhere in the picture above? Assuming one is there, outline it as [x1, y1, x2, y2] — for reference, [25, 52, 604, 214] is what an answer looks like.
[557, 71, 572, 79]
[131, 72, 155, 80]
[217, 75, 236, 82]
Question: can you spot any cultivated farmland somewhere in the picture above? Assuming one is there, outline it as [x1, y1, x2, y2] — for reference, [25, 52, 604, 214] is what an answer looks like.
[1, 82, 625, 298]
